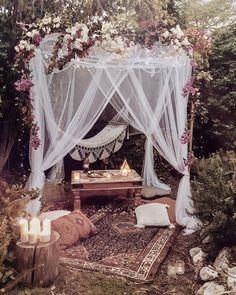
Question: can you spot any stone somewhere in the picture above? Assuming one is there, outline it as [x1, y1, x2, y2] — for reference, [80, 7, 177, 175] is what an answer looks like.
[189, 247, 206, 265]
[213, 247, 230, 272]
[227, 267, 236, 294]
[202, 235, 212, 244]
[197, 282, 225, 295]
[200, 266, 219, 281]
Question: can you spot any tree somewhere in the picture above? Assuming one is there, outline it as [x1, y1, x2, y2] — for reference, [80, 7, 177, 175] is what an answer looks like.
[174, 0, 236, 29]
[191, 151, 236, 257]
[207, 24, 236, 150]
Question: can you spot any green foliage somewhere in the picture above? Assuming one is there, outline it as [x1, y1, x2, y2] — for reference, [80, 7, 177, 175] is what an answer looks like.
[174, 0, 236, 29]
[193, 23, 236, 156]
[191, 151, 236, 255]
[0, 178, 42, 290]
[207, 24, 236, 151]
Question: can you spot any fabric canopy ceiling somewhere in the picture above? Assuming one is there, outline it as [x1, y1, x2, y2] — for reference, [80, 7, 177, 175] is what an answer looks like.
[27, 33, 196, 232]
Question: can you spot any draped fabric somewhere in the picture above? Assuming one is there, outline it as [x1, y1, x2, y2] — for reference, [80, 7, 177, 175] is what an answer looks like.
[26, 34, 197, 231]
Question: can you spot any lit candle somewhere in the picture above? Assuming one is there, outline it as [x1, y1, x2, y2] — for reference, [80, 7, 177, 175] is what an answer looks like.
[167, 264, 177, 277]
[28, 230, 37, 244]
[19, 218, 29, 243]
[121, 168, 129, 176]
[39, 230, 51, 243]
[42, 218, 51, 234]
[73, 171, 80, 181]
[29, 217, 41, 238]
[39, 218, 51, 243]
[106, 173, 111, 180]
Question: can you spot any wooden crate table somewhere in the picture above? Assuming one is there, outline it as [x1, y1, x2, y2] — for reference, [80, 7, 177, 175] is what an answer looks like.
[16, 231, 60, 287]
[71, 169, 143, 209]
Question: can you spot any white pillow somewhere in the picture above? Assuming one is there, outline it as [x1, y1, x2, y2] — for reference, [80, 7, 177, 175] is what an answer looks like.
[39, 210, 71, 221]
[141, 185, 171, 198]
[135, 203, 171, 227]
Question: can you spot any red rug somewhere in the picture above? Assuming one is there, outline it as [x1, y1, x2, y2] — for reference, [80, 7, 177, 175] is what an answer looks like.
[60, 208, 179, 282]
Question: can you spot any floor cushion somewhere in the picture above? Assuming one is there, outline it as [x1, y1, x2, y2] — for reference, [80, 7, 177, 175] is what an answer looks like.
[141, 185, 171, 198]
[52, 210, 97, 248]
[135, 203, 171, 228]
[142, 197, 176, 223]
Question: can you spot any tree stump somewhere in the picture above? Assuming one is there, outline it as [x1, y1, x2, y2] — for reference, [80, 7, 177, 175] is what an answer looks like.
[16, 231, 60, 287]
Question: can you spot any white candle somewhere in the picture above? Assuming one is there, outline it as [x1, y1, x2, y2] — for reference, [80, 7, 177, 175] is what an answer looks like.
[42, 218, 51, 234]
[39, 230, 51, 243]
[28, 230, 37, 244]
[175, 260, 185, 275]
[19, 218, 29, 243]
[29, 217, 41, 237]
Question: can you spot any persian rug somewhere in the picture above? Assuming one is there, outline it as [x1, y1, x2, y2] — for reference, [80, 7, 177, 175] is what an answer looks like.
[60, 208, 179, 282]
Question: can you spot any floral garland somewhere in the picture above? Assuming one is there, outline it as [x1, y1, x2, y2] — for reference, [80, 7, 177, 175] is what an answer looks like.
[14, 15, 211, 167]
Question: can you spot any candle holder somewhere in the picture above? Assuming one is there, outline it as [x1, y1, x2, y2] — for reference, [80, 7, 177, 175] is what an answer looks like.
[167, 263, 177, 277]
[175, 260, 185, 275]
[120, 159, 131, 176]
[72, 170, 81, 182]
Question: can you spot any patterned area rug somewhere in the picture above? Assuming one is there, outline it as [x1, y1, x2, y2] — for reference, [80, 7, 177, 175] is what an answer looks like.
[60, 208, 179, 282]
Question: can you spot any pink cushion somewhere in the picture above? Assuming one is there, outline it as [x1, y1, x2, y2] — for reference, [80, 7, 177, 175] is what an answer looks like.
[52, 210, 97, 248]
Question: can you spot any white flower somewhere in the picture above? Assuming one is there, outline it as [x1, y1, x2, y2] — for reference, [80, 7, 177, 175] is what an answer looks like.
[171, 25, 184, 39]
[26, 31, 33, 38]
[70, 27, 78, 37]
[26, 29, 39, 38]
[42, 18, 49, 25]
[181, 36, 191, 46]
[162, 30, 170, 38]
[174, 39, 181, 47]
[101, 22, 113, 35]
[53, 17, 60, 23]
[15, 46, 20, 52]
[74, 38, 83, 50]
[64, 34, 72, 41]
[175, 25, 184, 39]
[54, 23, 60, 29]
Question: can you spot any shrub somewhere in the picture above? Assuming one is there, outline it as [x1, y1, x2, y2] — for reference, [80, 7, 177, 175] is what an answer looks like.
[191, 151, 236, 256]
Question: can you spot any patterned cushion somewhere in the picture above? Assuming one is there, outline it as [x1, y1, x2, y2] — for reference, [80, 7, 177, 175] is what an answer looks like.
[52, 210, 97, 248]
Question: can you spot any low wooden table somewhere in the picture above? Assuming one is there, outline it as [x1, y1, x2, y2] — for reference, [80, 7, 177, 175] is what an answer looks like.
[71, 169, 143, 209]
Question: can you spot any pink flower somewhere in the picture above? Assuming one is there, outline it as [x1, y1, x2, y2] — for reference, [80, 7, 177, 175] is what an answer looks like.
[31, 123, 41, 150]
[182, 78, 198, 97]
[190, 59, 198, 70]
[15, 78, 33, 92]
[184, 151, 194, 166]
[32, 33, 42, 46]
[180, 128, 191, 144]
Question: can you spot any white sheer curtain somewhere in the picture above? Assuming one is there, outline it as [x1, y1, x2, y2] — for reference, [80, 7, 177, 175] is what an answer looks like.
[85, 50, 195, 230]
[27, 49, 113, 191]
[27, 37, 197, 230]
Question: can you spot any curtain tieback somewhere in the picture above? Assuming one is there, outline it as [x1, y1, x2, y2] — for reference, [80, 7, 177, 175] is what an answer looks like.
[30, 170, 45, 176]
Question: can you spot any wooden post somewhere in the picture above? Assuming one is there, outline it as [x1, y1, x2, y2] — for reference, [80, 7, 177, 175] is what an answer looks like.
[189, 100, 195, 154]
[16, 231, 60, 287]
